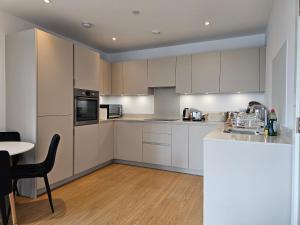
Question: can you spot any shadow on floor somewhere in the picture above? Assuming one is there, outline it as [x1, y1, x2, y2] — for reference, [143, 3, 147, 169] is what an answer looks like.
[15, 198, 66, 224]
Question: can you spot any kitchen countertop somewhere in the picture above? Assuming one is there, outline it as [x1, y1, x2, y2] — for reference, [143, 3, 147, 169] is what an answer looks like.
[204, 128, 292, 146]
[99, 117, 225, 126]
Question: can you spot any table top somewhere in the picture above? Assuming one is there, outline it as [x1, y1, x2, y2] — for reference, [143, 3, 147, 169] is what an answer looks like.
[0, 142, 35, 156]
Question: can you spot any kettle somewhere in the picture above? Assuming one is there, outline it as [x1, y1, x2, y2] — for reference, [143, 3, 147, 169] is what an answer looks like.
[183, 108, 191, 121]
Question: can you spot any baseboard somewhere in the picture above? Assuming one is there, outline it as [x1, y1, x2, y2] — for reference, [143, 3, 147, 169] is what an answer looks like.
[37, 160, 113, 195]
[113, 159, 203, 176]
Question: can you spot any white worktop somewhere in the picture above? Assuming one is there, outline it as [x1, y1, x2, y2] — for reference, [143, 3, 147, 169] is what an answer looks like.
[204, 128, 292, 146]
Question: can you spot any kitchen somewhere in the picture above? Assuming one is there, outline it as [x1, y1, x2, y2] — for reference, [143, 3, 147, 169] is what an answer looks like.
[0, 0, 298, 225]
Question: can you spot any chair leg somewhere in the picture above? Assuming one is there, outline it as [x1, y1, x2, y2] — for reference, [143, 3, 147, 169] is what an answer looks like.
[43, 175, 54, 213]
[8, 193, 17, 225]
[13, 179, 19, 196]
[0, 196, 8, 225]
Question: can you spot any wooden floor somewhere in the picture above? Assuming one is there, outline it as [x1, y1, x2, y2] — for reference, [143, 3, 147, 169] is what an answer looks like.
[13, 164, 203, 225]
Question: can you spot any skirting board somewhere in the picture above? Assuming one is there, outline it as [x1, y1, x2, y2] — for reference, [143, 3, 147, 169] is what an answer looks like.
[37, 159, 202, 196]
[113, 159, 203, 176]
[37, 160, 113, 195]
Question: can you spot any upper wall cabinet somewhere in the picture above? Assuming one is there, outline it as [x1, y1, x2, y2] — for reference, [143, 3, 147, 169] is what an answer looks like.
[176, 55, 192, 94]
[99, 58, 112, 95]
[259, 47, 266, 92]
[123, 60, 152, 95]
[192, 52, 221, 94]
[148, 56, 176, 87]
[220, 48, 260, 93]
[74, 44, 100, 91]
[111, 62, 124, 95]
[37, 30, 73, 116]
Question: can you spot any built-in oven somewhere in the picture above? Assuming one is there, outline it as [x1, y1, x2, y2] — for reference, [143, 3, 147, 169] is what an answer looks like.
[74, 89, 99, 126]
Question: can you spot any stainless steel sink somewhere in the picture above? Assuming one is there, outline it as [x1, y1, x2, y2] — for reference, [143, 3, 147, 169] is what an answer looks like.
[224, 128, 262, 135]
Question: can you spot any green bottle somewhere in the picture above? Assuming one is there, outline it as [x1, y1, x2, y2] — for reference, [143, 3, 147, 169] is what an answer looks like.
[268, 109, 278, 136]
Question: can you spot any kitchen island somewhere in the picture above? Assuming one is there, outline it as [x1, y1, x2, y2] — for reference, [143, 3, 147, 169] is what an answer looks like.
[203, 129, 292, 225]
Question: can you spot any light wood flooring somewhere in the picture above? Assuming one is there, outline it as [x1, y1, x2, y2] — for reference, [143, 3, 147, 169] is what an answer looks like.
[13, 164, 203, 225]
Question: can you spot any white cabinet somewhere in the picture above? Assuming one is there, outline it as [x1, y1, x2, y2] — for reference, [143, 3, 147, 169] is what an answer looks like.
[192, 52, 221, 94]
[36, 115, 73, 189]
[220, 47, 260, 93]
[172, 125, 189, 168]
[111, 62, 124, 95]
[98, 122, 114, 164]
[37, 30, 73, 116]
[259, 47, 266, 92]
[189, 125, 220, 172]
[142, 123, 172, 166]
[148, 56, 176, 87]
[176, 55, 192, 94]
[74, 124, 100, 174]
[99, 58, 111, 95]
[74, 44, 100, 91]
[115, 122, 143, 162]
[123, 60, 151, 95]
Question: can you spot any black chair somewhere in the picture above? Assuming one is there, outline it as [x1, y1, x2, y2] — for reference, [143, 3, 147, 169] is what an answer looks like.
[0, 132, 21, 195]
[0, 151, 17, 225]
[12, 134, 60, 213]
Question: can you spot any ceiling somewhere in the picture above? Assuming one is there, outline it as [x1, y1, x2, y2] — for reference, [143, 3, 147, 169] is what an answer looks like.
[0, 0, 273, 53]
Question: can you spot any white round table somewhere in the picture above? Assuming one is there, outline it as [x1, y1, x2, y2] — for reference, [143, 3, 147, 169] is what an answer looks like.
[0, 142, 34, 156]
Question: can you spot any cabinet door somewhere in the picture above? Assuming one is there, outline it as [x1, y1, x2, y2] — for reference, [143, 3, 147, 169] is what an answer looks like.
[259, 47, 266, 92]
[143, 144, 171, 166]
[192, 52, 220, 94]
[74, 44, 100, 91]
[148, 56, 176, 87]
[36, 115, 73, 189]
[74, 124, 99, 174]
[220, 48, 260, 93]
[99, 58, 111, 95]
[115, 122, 143, 162]
[172, 125, 188, 168]
[37, 30, 73, 116]
[176, 55, 192, 94]
[189, 125, 219, 172]
[123, 60, 149, 95]
[111, 62, 123, 95]
[99, 122, 114, 164]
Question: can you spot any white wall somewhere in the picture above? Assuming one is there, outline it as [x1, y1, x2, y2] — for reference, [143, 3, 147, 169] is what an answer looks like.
[0, 11, 33, 131]
[266, 0, 297, 129]
[101, 93, 265, 116]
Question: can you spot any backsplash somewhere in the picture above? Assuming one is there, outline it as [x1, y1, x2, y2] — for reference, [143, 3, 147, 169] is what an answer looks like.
[100, 93, 266, 116]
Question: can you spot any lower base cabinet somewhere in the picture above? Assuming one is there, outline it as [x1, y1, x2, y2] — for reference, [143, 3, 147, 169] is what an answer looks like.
[98, 122, 114, 164]
[143, 144, 171, 166]
[74, 124, 99, 175]
[37, 115, 73, 189]
[115, 122, 143, 162]
[171, 125, 189, 168]
[189, 125, 220, 172]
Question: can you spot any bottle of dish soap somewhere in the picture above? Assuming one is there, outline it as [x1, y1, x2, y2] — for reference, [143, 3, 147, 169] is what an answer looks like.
[268, 109, 278, 136]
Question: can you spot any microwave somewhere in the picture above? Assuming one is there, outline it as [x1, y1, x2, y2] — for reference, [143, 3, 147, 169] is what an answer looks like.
[100, 104, 122, 119]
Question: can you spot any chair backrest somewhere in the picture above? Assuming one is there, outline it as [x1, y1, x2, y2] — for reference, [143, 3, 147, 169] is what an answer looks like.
[0, 151, 12, 196]
[42, 134, 60, 174]
[0, 132, 21, 142]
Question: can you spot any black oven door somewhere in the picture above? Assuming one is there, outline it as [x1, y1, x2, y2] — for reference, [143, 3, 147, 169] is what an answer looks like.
[75, 97, 99, 126]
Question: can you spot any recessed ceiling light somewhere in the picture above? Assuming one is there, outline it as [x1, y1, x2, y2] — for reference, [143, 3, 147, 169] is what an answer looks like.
[132, 10, 140, 15]
[205, 21, 210, 26]
[112, 37, 117, 41]
[81, 22, 93, 29]
[152, 29, 161, 35]
[43, 0, 52, 3]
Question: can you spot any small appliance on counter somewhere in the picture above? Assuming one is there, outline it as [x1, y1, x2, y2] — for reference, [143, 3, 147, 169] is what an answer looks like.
[182, 108, 191, 121]
[100, 104, 123, 119]
[191, 110, 203, 121]
[205, 112, 226, 122]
